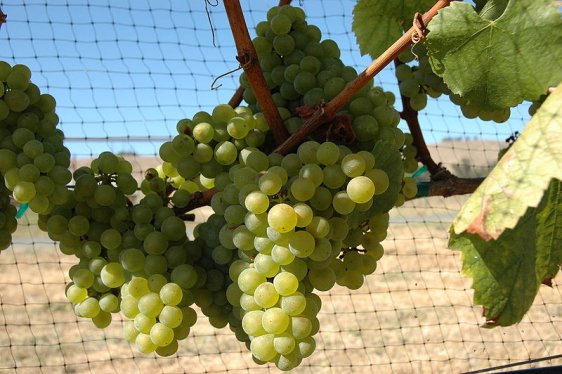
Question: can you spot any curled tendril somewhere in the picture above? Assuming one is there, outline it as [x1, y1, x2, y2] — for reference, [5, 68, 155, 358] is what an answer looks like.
[410, 12, 427, 60]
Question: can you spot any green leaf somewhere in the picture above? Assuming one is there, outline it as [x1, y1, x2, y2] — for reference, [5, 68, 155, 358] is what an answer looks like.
[451, 84, 562, 239]
[536, 180, 562, 281]
[370, 140, 404, 215]
[449, 179, 562, 326]
[426, 0, 562, 111]
[346, 140, 403, 227]
[352, 0, 434, 59]
[479, 0, 509, 20]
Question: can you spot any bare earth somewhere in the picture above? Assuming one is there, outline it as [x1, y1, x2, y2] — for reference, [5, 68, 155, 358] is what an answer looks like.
[1, 141, 561, 373]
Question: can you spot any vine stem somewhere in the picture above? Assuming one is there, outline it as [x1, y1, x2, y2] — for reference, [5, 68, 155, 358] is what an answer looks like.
[226, 0, 292, 108]
[174, 188, 218, 217]
[274, 0, 452, 155]
[395, 59, 443, 177]
[228, 86, 244, 107]
[223, 0, 290, 146]
[414, 177, 484, 199]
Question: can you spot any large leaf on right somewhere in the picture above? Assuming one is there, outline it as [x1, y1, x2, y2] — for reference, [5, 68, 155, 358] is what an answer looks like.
[451, 84, 562, 240]
[426, 0, 562, 111]
[449, 179, 562, 327]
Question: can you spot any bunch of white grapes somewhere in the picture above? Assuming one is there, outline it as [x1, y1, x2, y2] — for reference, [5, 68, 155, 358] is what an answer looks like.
[0, 60, 72, 213]
[2, 4, 424, 370]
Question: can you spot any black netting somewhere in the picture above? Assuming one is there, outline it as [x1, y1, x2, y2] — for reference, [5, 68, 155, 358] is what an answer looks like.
[1, 1, 561, 373]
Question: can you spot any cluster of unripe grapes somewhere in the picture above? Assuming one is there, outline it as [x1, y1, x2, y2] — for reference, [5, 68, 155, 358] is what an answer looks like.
[0, 60, 71, 250]
[0, 4, 424, 370]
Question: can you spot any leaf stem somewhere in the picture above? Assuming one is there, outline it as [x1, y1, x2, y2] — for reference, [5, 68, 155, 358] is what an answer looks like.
[226, 0, 292, 109]
[415, 177, 484, 199]
[223, 0, 290, 146]
[273, 0, 452, 155]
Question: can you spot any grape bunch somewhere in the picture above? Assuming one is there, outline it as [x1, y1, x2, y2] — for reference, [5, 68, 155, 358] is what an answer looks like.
[395, 49, 446, 112]
[0, 60, 72, 215]
[243, 5, 407, 151]
[38, 151, 205, 355]
[27, 4, 418, 369]
[158, 104, 271, 192]
[193, 134, 402, 369]
[244, 4, 420, 193]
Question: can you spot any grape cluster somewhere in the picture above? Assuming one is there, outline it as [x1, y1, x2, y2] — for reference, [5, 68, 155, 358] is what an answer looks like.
[31, 4, 417, 369]
[195, 136, 400, 369]
[158, 104, 270, 193]
[395, 50, 446, 112]
[38, 152, 205, 355]
[244, 5, 407, 151]
[0, 60, 72, 214]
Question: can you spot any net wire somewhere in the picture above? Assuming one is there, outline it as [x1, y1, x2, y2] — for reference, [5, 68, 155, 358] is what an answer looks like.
[1, 1, 561, 373]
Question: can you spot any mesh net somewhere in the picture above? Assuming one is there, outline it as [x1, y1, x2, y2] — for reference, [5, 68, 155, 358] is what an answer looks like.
[1, 1, 562, 373]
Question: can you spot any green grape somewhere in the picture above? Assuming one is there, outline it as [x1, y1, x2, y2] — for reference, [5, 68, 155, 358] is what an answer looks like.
[410, 93, 428, 111]
[290, 178, 315, 201]
[270, 14, 292, 35]
[293, 71, 316, 95]
[332, 191, 355, 215]
[280, 292, 306, 316]
[155, 339, 179, 357]
[158, 305, 183, 328]
[273, 272, 299, 296]
[244, 191, 269, 214]
[253, 282, 279, 308]
[13, 181, 36, 203]
[100, 262, 126, 288]
[135, 333, 157, 354]
[237, 268, 266, 295]
[77, 297, 101, 318]
[92, 311, 112, 329]
[250, 333, 277, 362]
[271, 244, 295, 266]
[274, 333, 296, 355]
[341, 154, 366, 177]
[273, 34, 296, 56]
[254, 253, 280, 277]
[288, 230, 315, 258]
[268, 204, 297, 233]
[293, 203, 313, 228]
[347, 176, 375, 204]
[262, 307, 290, 334]
[258, 172, 282, 196]
[66, 284, 88, 304]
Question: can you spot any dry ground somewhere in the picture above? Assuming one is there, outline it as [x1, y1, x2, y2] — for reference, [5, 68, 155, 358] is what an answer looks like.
[1, 140, 561, 373]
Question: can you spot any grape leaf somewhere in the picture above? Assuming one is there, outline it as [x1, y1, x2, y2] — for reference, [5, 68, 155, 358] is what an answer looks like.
[451, 84, 562, 240]
[370, 141, 403, 215]
[352, 0, 434, 59]
[479, 0, 509, 20]
[449, 179, 562, 327]
[426, 0, 562, 111]
[346, 140, 403, 227]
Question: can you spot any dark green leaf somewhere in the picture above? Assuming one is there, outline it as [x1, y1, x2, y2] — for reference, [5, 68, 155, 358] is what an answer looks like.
[426, 0, 562, 111]
[353, 0, 434, 59]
